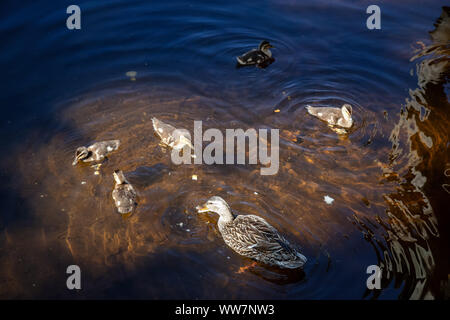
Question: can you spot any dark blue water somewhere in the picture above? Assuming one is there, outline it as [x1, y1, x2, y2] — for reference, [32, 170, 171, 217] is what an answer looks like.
[0, 0, 448, 299]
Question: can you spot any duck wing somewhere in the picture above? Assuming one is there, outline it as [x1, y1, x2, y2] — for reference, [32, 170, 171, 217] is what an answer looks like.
[306, 106, 341, 125]
[86, 140, 120, 161]
[98, 140, 120, 152]
[237, 49, 268, 66]
[112, 184, 137, 214]
[222, 215, 305, 268]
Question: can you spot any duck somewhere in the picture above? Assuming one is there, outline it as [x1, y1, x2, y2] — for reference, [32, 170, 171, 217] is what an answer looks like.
[236, 40, 275, 68]
[305, 104, 353, 129]
[152, 117, 194, 151]
[72, 140, 120, 166]
[196, 196, 307, 269]
[112, 170, 137, 214]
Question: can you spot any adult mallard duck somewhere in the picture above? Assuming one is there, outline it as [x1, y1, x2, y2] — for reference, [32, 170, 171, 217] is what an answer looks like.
[236, 40, 275, 68]
[152, 117, 193, 150]
[196, 196, 307, 269]
[72, 140, 120, 166]
[306, 104, 353, 129]
[112, 170, 137, 215]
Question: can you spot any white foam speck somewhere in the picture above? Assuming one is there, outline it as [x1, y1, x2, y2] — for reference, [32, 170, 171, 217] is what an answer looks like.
[324, 195, 334, 205]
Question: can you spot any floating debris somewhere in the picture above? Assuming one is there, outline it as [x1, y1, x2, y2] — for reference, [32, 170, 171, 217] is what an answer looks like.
[91, 163, 102, 175]
[81, 181, 86, 185]
[253, 191, 258, 195]
[125, 71, 137, 81]
[192, 175, 198, 181]
[324, 195, 334, 205]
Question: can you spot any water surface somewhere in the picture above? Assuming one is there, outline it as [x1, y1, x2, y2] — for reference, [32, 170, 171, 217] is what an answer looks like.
[0, 0, 448, 299]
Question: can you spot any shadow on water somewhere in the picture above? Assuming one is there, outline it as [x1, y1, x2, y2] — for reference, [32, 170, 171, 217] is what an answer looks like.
[354, 7, 450, 300]
[127, 164, 171, 189]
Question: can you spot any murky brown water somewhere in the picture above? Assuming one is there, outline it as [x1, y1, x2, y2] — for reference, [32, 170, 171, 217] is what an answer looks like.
[0, 2, 448, 299]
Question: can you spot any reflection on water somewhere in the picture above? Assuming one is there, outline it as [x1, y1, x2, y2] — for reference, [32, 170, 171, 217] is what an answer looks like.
[0, 1, 448, 299]
[354, 6, 449, 300]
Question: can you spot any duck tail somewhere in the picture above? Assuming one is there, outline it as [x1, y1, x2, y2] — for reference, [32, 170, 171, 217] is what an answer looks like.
[305, 105, 315, 115]
[112, 140, 120, 149]
[296, 252, 307, 266]
[280, 252, 307, 269]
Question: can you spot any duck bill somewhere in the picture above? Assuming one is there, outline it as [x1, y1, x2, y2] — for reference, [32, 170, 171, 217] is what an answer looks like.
[72, 158, 79, 166]
[196, 204, 210, 213]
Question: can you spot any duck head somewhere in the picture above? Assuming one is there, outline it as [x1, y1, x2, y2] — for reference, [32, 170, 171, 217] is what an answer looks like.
[196, 196, 233, 221]
[72, 147, 90, 165]
[341, 104, 352, 121]
[259, 40, 274, 56]
[113, 169, 127, 184]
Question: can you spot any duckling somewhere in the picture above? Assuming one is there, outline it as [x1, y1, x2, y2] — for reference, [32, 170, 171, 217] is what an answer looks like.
[236, 40, 275, 68]
[72, 140, 120, 166]
[112, 170, 137, 214]
[152, 117, 194, 151]
[196, 196, 307, 269]
[306, 104, 353, 129]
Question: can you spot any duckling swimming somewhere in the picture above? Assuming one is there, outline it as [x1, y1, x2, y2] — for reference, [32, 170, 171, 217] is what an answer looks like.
[196, 196, 307, 269]
[72, 140, 120, 166]
[236, 40, 275, 68]
[152, 117, 194, 151]
[306, 104, 353, 129]
[112, 170, 137, 215]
